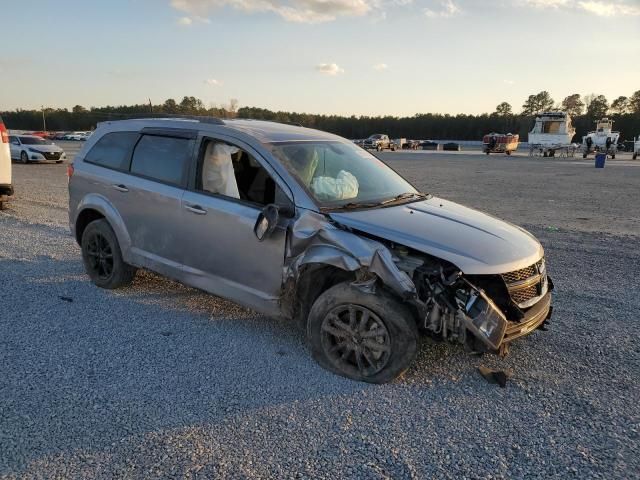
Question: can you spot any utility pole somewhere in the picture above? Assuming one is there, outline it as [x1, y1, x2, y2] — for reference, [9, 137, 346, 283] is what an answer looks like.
[41, 106, 47, 132]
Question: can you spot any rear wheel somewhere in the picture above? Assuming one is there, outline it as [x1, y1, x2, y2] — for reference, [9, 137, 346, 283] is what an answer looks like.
[81, 219, 136, 289]
[307, 282, 418, 383]
[20, 151, 29, 164]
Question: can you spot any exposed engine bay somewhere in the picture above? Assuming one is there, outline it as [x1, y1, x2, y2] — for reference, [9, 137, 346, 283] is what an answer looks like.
[389, 245, 553, 354]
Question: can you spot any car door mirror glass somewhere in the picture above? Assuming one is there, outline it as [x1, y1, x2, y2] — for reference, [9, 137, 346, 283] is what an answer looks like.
[254, 204, 280, 241]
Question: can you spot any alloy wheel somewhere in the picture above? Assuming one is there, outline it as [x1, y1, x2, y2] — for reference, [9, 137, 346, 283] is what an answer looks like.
[320, 305, 391, 378]
[85, 232, 114, 280]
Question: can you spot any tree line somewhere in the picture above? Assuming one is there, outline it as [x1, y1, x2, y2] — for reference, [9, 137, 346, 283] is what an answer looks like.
[2, 91, 639, 141]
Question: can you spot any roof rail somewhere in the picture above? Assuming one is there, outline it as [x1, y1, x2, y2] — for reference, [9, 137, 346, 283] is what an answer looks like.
[97, 114, 225, 125]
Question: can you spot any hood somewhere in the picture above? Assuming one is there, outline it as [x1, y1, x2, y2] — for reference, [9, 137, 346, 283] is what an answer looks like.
[329, 197, 543, 275]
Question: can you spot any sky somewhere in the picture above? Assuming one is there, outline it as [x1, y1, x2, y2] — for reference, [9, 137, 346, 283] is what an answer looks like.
[1, 0, 639, 116]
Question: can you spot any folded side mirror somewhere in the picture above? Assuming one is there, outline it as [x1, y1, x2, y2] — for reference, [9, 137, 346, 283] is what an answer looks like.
[254, 204, 280, 241]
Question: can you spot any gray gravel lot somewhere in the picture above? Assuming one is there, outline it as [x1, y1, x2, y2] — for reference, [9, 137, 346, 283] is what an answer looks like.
[1, 142, 639, 479]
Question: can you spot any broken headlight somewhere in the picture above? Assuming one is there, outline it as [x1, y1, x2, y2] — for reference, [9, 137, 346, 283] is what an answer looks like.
[459, 289, 507, 351]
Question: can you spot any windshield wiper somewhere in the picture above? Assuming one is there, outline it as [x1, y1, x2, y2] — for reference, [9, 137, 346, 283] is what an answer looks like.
[323, 192, 430, 212]
[380, 192, 430, 205]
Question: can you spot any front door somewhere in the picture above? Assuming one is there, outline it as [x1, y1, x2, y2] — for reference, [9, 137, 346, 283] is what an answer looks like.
[179, 136, 292, 315]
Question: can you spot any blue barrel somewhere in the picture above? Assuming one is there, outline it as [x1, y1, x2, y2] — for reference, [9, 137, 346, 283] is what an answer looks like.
[595, 153, 606, 168]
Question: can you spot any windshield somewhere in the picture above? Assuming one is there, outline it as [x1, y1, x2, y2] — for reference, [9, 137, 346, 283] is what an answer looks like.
[369, 134, 383, 139]
[270, 141, 420, 209]
[19, 136, 52, 145]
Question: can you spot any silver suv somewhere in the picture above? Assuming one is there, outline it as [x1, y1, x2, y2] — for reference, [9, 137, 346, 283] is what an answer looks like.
[69, 117, 553, 383]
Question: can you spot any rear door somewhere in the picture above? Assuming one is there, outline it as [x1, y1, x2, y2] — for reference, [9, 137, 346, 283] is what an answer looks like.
[119, 130, 196, 274]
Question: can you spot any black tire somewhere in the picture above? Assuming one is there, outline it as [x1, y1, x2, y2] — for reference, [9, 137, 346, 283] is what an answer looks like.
[307, 282, 418, 383]
[633, 153, 638, 160]
[376, 145, 382, 152]
[506, 151, 511, 156]
[611, 154, 615, 159]
[583, 153, 587, 159]
[20, 151, 29, 164]
[81, 219, 136, 289]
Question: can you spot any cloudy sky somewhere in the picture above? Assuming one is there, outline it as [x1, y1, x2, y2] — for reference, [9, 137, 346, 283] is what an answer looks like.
[1, 0, 638, 116]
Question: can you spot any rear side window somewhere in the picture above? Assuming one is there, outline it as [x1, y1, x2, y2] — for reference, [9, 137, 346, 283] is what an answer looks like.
[85, 132, 139, 170]
[130, 135, 192, 186]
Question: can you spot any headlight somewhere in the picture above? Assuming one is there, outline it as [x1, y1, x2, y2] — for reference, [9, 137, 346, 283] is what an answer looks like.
[459, 289, 507, 350]
[28, 148, 42, 153]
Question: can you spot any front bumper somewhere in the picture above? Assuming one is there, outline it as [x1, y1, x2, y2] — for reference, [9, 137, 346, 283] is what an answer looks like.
[28, 151, 66, 161]
[504, 290, 552, 343]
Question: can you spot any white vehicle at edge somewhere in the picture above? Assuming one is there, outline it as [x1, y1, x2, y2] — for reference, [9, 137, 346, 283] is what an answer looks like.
[634, 136, 640, 160]
[9, 135, 67, 163]
[0, 116, 12, 209]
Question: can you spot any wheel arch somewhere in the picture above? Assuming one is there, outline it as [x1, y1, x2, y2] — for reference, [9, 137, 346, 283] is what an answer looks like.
[73, 194, 132, 261]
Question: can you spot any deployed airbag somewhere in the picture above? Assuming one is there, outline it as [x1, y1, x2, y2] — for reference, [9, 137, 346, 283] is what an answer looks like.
[311, 170, 359, 200]
[202, 143, 240, 198]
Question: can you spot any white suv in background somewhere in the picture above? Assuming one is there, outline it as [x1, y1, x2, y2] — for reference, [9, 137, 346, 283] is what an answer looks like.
[0, 116, 12, 209]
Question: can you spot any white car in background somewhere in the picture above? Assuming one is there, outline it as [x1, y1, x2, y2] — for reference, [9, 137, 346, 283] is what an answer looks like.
[0, 116, 12, 209]
[64, 131, 92, 141]
[9, 135, 67, 164]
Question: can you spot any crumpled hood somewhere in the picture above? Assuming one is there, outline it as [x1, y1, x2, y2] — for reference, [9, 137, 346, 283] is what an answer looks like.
[329, 197, 543, 275]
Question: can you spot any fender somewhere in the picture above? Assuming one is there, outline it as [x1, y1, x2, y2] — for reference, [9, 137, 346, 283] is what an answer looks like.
[74, 193, 133, 263]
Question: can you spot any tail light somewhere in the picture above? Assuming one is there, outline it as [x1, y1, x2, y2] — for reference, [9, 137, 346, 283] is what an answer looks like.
[0, 120, 8, 143]
[66, 163, 74, 178]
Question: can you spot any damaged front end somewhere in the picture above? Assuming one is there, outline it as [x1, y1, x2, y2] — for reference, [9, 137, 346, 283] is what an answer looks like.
[397, 247, 553, 354]
[283, 210, 552, 356]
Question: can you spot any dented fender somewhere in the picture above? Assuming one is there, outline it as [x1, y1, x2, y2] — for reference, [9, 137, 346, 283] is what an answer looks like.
[285, 209, 416, 298]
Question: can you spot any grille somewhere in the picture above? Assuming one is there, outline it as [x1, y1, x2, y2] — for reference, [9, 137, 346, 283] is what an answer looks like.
[43, 152, 61, 160]
[510, 285, 539, 304]
[502, 259, 547, 307]
[502, 265, 536, 284]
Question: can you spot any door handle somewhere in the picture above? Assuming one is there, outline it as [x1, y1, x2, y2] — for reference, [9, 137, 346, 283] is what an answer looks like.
[111, 184, 129, 192]
[185, 204, 207, 215]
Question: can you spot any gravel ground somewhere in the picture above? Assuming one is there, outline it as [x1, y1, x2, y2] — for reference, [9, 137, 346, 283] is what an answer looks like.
[1, 143, 639, 479]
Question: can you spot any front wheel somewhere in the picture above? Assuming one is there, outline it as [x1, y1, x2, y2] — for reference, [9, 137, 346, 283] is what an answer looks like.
[81, 219, 136, 289]
[20, 151, 29, 164]
[307, 282, 418, 383]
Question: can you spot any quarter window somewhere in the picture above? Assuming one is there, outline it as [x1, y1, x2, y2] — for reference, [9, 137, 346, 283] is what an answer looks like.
[130, 135, 193, 186]
[85, 132, 139, 170]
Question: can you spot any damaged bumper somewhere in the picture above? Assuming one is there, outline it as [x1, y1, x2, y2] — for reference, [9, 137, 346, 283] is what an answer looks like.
[504, 291, 552, 343]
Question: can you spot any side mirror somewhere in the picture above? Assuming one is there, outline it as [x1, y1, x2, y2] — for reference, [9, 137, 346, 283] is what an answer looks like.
[254, 204, 280, 241]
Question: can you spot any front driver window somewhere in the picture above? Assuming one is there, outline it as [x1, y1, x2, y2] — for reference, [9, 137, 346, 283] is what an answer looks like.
[198, 140, 288, 207]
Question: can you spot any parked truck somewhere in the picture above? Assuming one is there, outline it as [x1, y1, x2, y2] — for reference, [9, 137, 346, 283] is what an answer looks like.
[364, 134, 396, 151]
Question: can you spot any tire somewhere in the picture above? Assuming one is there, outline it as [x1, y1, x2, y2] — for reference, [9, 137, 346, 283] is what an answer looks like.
[0, 201, 5, 211]
[55, 160, 63, 164]
[307, 282, 418, 383]
[583, 153, 587, 159]
[376, 145, 382, 152]
[633, 153, 638, 160]
[506, 151, 511, 156]
[20, 151, 29, 164]
[81, 219, 136, 289]
[611, 154, 615, 159]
